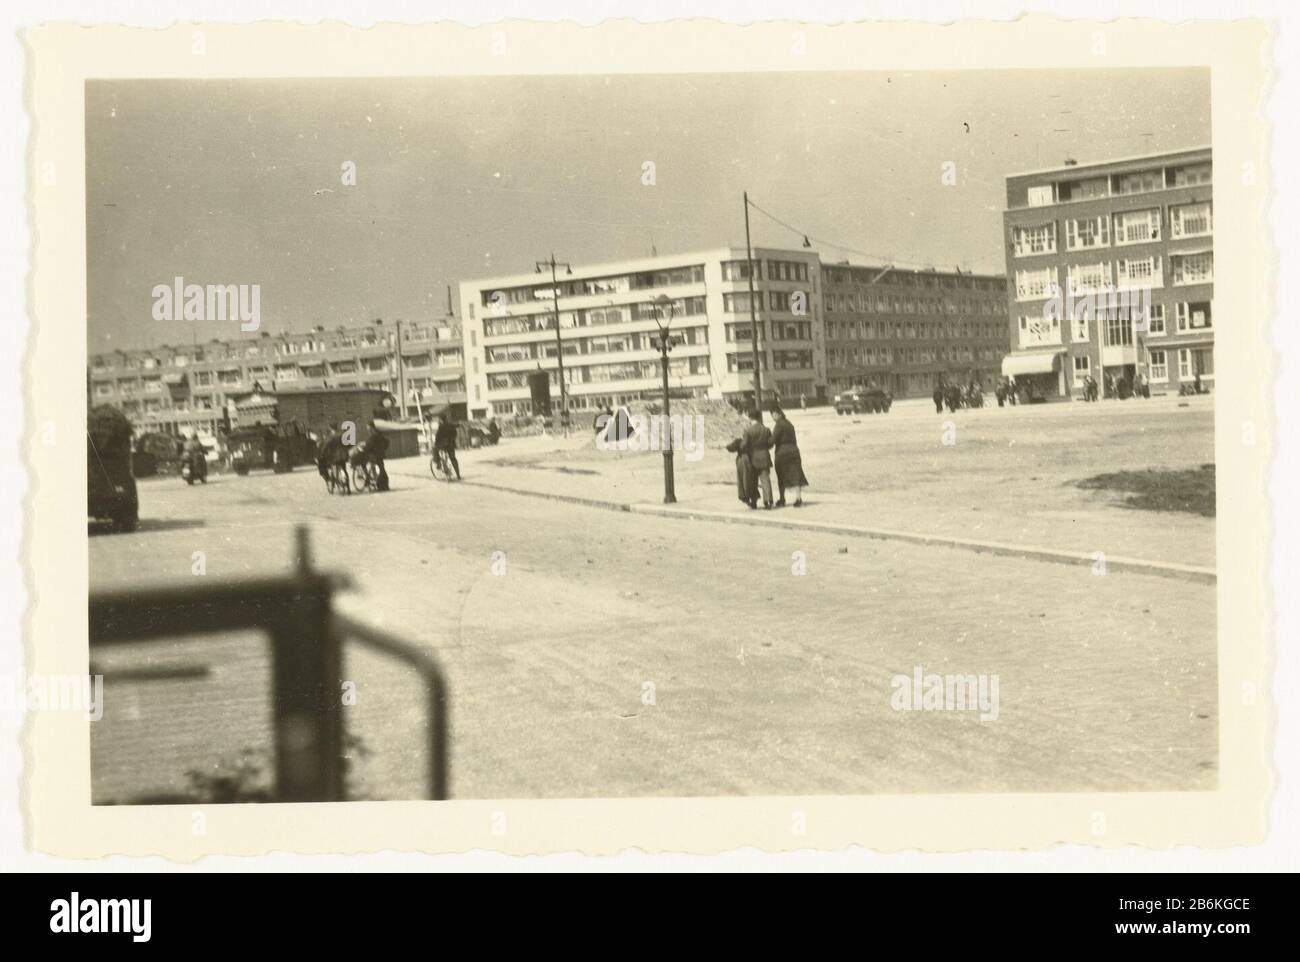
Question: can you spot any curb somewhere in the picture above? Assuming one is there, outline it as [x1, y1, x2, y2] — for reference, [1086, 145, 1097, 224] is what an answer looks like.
[435, 475, 1216, 585]
[631, 504, 1217, 584]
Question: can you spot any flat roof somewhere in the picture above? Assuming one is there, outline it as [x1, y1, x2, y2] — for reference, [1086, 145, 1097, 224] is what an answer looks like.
[1004, 145, 1212, 181]
[459, 245, 818, 291]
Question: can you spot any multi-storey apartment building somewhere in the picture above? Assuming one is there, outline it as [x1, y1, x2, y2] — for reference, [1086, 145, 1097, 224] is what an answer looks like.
[1001, 146, 1213, 399]
[459, 247, 1010, 417]
[458, 247, 824, 417]
[87, 318, 466, 436]
[821, 263, 1009, 397]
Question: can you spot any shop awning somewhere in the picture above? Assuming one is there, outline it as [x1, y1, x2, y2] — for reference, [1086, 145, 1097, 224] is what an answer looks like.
[1002, 351, 1063, 377]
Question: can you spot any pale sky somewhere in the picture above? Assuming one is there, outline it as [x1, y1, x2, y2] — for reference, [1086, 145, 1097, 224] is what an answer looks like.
[86, 69, 1209, 352]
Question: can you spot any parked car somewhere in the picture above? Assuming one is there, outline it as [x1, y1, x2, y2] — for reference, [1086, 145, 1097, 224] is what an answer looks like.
[458, 419, 501, 449]
[132, 431, 183, 478]
[834, 387, 893, 415]
[87, 405, 139, 532]
[834, 390, 866, 415]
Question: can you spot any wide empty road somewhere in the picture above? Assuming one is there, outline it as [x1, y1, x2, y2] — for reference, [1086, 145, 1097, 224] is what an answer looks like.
[88, 460, 1217, 802]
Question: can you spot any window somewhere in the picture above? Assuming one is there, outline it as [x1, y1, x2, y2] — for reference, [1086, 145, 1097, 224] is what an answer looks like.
[1026, 185, 1054, 207]
[1114, 209, 1161, 245]
[1148, 350, 1168, 380]
[1171, 202, 1212, 238]
[1143, 304, 1167, 336]
[772, 321, 812, 341]
[1060, 177, 1109, 201]
[726, 322, 764, 343]
[765, 260, 808, 282]
[1015, 267, 1057, 301]
[1013, 223, 1057, 256]
[1176, 301, 1213, 332]
[1018, 313, 1060, 348]
[1068, 262, 1112, 294]
[1105, 313, 1134, 347]
[721, 260, 760, 282]
[1070, 309, 1090, 342]
[1116, 256, 1162, 289]
[723, 292, 760, 314]
[1170, 164, 1212, 187]
[1073, 355, 1091, 374]
[1066, 215, 1110, 250]
[1172, 252, 1213, 286]
[1116, 170, 1163, 194]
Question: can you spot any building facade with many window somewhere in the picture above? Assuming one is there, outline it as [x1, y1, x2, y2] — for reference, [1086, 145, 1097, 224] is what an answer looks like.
[821, 263, 1009, 397]
[87, 318, 466, 436]
[1001, 146, 1213, 399]
[459, 247, 1010, 417]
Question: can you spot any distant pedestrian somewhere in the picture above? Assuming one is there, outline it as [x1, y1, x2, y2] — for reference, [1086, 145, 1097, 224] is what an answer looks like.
[771, 408, 809, 508]
[933, 382, 945, 414]
[799, 392, 807, 411]
[742, 408, 774, 509]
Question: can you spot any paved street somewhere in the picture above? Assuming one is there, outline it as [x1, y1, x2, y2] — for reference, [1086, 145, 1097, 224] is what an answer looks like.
[456, 393, 1217, 566]
[89, 404, 1218, 802]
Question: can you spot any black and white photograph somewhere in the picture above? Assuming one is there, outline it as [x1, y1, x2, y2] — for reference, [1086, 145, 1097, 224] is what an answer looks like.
[9, 10, 1287, 877]
[83, 66, 1221, 804]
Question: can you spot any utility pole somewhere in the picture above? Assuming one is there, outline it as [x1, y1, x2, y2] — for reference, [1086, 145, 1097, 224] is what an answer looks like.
[652, 295, 677, 504]
[395, 319, 408, 419]
[536, 254, 571, 436]
[743, 191, 764, 417]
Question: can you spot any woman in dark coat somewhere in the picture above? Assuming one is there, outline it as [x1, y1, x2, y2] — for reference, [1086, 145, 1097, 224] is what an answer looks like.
[725, 433, 757, 507]
[770, 408, 809, 507]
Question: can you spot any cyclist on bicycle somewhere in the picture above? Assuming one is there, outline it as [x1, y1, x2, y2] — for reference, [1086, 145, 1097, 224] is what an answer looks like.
[316, 423, 348, 483]
[434, 412, 461, 480]
[363, 419, 390, 491]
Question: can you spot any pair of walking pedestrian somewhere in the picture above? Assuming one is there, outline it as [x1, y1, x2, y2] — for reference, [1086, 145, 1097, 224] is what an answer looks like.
[727, 408, 809, 509]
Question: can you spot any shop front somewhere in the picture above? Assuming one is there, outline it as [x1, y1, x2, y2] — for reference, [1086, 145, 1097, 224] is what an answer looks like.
[1000, 350, 1067, 402]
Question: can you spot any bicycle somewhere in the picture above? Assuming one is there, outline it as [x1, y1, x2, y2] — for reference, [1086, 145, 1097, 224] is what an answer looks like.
[429, 446, 455, 483]
[351, 458, 379, 493]
[324, 461, 351, 495]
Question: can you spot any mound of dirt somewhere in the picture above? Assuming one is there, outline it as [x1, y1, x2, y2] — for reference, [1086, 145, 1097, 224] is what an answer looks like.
[595, 398, 750, 449]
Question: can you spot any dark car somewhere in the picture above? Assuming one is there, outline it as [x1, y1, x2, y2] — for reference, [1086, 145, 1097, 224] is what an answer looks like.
[862, 387, 894, 413]
[133, 431, 183, 478]
[835, 387, 893, 415]
[87, 406, 139, 532]
[457, 419, 500, 449]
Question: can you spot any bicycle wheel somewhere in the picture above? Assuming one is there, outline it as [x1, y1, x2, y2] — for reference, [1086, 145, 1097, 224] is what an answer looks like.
[332, 463, 351, 495]
[351, 462, 374, 492]
[430, 451, 451, 482]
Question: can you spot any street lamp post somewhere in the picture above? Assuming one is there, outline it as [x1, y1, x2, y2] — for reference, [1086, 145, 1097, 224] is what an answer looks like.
[652, 294, 677, 504]
[394, 319, 408, 419]
[743, 191, 764, 417]
[535, 254, 572, 436]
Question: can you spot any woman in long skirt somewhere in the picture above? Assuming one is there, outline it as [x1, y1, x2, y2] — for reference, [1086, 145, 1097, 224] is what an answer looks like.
[770, 408, 809, 507]
[726, 434, 757, 507]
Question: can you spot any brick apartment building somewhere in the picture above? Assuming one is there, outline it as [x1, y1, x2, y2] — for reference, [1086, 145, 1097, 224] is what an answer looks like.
[1001, 145, 1213, 399]
[87, 318, 466, 437]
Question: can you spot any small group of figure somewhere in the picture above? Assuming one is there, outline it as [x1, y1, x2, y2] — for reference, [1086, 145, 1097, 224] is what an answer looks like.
[1082, 371, 1152, 402]
[316, 418, 391, 491]
[726, 407, 809, 510]
[933, 380, 984, 413]
[994, 376, 1019, 408]
[1081, 374, 1100, 402]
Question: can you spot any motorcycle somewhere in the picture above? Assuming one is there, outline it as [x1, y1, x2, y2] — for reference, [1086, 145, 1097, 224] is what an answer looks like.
[181, 449, 208, 485]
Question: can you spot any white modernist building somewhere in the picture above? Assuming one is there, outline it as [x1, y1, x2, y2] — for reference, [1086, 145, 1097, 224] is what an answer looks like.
[457, 246, 825, 419]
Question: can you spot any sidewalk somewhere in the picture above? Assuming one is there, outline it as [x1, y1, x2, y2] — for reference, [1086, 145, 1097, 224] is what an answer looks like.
[390, 396, 1216, 573]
